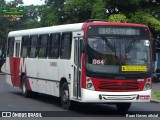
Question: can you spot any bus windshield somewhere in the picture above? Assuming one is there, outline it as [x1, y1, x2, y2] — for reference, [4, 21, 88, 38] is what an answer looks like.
[86, 26, 151, 74]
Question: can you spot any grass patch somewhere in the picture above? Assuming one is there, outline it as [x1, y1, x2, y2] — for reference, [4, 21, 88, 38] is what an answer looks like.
[152, 91, 160, 101]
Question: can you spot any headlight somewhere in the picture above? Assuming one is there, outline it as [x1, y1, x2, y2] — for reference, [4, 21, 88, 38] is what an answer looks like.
[86, 77, 95, 90]
[143, 78, 151, 91]
[87, 83, 93, 88]
[145, 83, 150, 89]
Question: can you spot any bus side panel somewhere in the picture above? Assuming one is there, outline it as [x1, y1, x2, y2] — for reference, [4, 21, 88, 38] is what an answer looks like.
[4, 57, 12, 86]
[4, 57, 13, 86]
[25, 58, 37, 92]
[58, 60, 71, 95]
[36, 59, 59, 96]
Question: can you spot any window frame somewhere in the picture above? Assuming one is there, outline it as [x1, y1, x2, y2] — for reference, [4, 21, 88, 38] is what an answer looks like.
[21, 36, 29, 58]
[28, 35, 38, 58]
[60, 32, 72, 59]
[7, 37, 15, 57]
[38, 34, 49, 59]
[48, 33, 61, 59]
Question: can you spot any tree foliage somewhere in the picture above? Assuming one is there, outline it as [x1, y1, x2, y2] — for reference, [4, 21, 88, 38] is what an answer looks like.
[63, 0, 92, 23]
[130, 12, 160, 30]
[91, 0, 106, 19]
[40, 5, 60, 26]
[0, 0, 42, 44]
[108, 14, 128, 22]
[0, 0, 160, 45]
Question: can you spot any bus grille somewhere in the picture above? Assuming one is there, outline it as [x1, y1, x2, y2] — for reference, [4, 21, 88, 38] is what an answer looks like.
[97, 80, 141, 91]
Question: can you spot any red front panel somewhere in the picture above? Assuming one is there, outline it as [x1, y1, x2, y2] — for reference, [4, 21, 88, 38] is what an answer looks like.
[91, 78, 146, 92]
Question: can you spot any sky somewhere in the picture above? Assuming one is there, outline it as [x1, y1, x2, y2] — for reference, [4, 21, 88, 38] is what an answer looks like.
[5, 0, 45, 5]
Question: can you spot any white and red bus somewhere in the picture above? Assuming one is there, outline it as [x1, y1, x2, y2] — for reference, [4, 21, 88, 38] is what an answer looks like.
[2, 20, 153, 111]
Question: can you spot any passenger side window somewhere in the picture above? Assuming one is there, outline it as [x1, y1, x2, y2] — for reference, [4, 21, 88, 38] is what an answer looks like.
[28, 35, 38, 58]
[7, 37, 14, 57]
[48, 33, 60, 58]
[21, 36, 29, 58]
[38, 34, 48, 58]
[60, 32, 72, 59]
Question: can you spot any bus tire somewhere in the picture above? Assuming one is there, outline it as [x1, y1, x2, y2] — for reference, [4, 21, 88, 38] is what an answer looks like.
[116, 103, 131, 111]
[22, 75, 32, 98]
[60, 82, 73, 110]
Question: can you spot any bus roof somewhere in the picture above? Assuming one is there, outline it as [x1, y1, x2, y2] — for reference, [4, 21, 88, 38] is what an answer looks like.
[82, 21, 148, 28]
[8, 23, 84, 37]
[8, 22, 148, 37]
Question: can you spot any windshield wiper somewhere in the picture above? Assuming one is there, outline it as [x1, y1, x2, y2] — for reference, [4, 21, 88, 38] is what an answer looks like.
[125, 37, 136, 53]
[100, 36, 116, 52]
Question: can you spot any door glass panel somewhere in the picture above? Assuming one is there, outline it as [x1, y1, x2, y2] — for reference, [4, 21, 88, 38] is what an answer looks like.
[15, 42, 20, 57]
[73, 38, 82, 98]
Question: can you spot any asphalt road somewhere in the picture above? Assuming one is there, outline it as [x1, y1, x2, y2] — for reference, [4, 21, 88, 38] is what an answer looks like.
[0, 74, 160, 120]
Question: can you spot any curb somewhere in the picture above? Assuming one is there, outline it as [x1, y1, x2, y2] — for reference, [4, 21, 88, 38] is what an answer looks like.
[151, 98, 160, 103]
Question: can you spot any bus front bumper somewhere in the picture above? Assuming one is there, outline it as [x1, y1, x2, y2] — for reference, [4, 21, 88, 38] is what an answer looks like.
[81, 88, 151, 103]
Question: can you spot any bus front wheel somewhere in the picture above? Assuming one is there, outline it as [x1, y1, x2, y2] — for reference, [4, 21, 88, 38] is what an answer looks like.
[116, 103, 131, 111]
[60, 83, 73, 110]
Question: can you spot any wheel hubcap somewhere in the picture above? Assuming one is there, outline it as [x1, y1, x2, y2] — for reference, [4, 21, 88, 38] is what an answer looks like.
[62, 90, 69, 102]
[22, 82, 26, 94]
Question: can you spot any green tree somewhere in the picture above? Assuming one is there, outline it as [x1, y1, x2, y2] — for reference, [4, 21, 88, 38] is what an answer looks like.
[40, 5, 60, 26]
[41, 0, 65, 25]
[16, 5, 42, 29]
[129, 11, 160, 38]
[64, 0, 106, 23]
[1, 0, 160, 42]
[0, 0, 13, 45]
[108, 14, 128, 22]
[91, 0, 106, 19]
[105, 0, 160, 37]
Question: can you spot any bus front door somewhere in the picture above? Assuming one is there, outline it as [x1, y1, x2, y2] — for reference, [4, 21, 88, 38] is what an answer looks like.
[12, 39, 21, 87]
[72, 37, 83, 99]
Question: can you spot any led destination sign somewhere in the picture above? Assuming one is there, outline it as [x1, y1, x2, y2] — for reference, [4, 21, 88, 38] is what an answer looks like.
[87, 26, 149, 36]
[98, 27, 140, 35]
